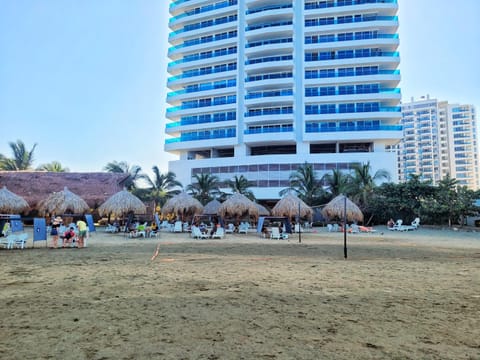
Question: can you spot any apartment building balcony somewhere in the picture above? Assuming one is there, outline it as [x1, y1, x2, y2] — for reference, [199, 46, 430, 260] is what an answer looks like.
[169, 19, 238, 44]
[245, 89, 294, 106]
[243, 126, 296, 144]
[169, 0, 238, 28]
[304, 88, 401, 104]
[246, 4, 293, 22]
[245, 54, 293, 73]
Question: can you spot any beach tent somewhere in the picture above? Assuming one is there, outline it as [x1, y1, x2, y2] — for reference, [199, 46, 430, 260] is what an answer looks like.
[218, 193, 259, 220]
[162, 192, 203, 221]
[98, 188, 146, 218]
[272, 193, 313, 220]
[0, 186, 30, 214]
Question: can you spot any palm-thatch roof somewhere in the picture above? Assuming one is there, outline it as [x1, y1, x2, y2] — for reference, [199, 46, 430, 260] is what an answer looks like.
[272, 193, 313, 219]
[202, 199, 221, 215]
[98, 189, 146, 217]
[218, 193, 259, 219]
[162, 192, 203, 219]
[321, 195, 364, 222]
[0, 186, 30, 214]
[38, 186, 90, 216]
[255, 203, 270, 216]
[0, 171, 129, 210]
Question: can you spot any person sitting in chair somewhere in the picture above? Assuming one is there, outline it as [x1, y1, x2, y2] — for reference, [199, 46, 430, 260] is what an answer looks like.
[61, 227, 76, 248]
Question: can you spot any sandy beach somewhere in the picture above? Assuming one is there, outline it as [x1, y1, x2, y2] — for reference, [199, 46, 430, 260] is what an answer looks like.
[1, 226, 479, 359]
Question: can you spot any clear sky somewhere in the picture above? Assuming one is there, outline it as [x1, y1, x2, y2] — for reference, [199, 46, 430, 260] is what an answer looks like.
[0, 0, 479, 179]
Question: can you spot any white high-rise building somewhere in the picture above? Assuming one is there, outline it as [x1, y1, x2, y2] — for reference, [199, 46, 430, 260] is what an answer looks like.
[165, 0, 402, 199]
[398, 96, 479, 189]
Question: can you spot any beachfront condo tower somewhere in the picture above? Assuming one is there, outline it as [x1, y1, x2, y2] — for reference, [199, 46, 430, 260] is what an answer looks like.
[165, 0, 402, 200]
[398, 96, 479, 190]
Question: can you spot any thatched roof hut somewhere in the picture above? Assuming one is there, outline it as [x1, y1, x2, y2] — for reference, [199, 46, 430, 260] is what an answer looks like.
[0, 171, 129, 210]
[98, 189, 146, 217]
[162, 192, 203, 220]
[321, 195, 364, 222]
[218, 193, 259, 219]
[202, 199, 221, 215]
[272, 193, 313, 220]
[0, 186, 30, 214]
[38, 186, 90, 216]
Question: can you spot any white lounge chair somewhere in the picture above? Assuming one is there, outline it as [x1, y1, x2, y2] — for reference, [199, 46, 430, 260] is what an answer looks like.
[238, 222, 249, 234]
[14, 233, 28, 249]
[173, 221, 183, 233]
[388, 219, 403, 231]
[191, 226, 208, 239]
[270, 227, 282, 240]
[0, 234, 16, 249]
[225, 223, 234, 234]
[212, 227, 225, 239]
[411, 217, 420, 229]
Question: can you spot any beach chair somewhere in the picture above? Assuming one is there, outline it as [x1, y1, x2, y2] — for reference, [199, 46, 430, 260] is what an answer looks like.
[225, 223, 234, 234]
[13, 233, 28, 249]
[0, 234, 16, 249]
[411, 217, 420, 229]
[173, 221, 183, 233]
[191, 226, 208, 239]
[105, 224, 117, 233]
[238, 222, 249, 234]
[270, 227, 282, 240]
[389, 220, 403, 231]
[212, 227, 225, 239]
[349, 224, 360, 233]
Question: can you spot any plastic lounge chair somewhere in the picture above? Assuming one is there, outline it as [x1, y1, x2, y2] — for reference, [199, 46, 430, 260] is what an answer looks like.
[349, 224, 360, 233]
[411, 217, 420, 229]
[212, 227, 225, 239]
[388, 219, 403, 231]
[14, 233, 28, 249]
[238, 223, 249, 234]
[192, 227, 208, 239]
[270, 227, 282, 240]
[225, 223, 234, 234]
[173, 221, 183, 233]
[0, 234, 16, 249]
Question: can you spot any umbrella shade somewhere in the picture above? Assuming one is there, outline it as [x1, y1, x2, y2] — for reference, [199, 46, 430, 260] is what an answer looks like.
[272, 193, 313, 219]
[321, 195, 364, 222]
[218, 193, 259, 219]
[162, 192, 203, 218]
[38, 186, 89, 216]
[98, 189, 146, 217]
[255, 203, 270, 216]
[202, 199, 221, 215]
[0, 186, 30, 214]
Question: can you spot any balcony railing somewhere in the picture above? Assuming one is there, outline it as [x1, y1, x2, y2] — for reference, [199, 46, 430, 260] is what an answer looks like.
[245, 55, 293, 65]
[305, 69, 400, 79]
[167, 80, 237, 98]
[170, 0, 238, 23]
[165, 130, 236, 144]
[305, 15, 398, 27]
[246, 4, 293, 15]
[169, 31, 237, 52]
[305, 33, 398, 44]
[305, 106, 401, 115]
[306, 123, 402, 133]
[168, 47, 237, 67]
[305, 88, 400, 96]
[246, 20, 292, 32]
[168, 64, 237, 82]
[246, 89, 293, 99]
[169, 15, 237, 37]
[245, 72, 293, 82]
[246, 37, 292, 48]
[244, 126, 293, 135]
[305, 50, 399, 62]
[245, 107, 293, 117]
[305, 0, 397, 10]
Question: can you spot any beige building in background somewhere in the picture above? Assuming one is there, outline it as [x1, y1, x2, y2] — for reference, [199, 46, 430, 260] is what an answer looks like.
[394, 95, 479, 189]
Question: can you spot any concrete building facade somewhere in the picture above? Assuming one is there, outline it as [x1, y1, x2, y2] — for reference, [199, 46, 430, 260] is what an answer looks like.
[165, 0, 402, 199]
[398, 96, 479, 189]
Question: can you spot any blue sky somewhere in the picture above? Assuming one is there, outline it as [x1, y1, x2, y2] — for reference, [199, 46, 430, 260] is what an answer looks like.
[0, 0, 479, 179]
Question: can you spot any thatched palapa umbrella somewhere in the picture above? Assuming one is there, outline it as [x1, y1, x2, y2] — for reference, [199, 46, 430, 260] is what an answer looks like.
[162, 192, 203, 221]
[98, 189, 146, 218]
[202, 199, 221, 215]
[272, 193, 313, 220]
[218, 193, 259, 220]
[38, 186, 89, 216]
[322, 194, 363, 259]
[321, 195, 363, 223]
[0, 186, 30, 214]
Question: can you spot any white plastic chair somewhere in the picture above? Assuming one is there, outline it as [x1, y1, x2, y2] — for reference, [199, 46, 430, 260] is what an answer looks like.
[191, 226, 208, 239]
[173, 221, 183, 233]
[0, 234, 16, 249]
[270, 227, 282, 240]
[225, 223, 234, 234]
[212, 227, 225, 239]
[14, 233, 28, 249]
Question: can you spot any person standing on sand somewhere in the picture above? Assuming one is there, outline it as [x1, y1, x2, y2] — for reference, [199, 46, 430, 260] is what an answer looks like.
[76, 219, 87, 248]
[50, 218, 61, 248]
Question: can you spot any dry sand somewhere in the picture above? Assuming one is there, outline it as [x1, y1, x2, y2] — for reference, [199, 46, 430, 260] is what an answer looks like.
[1, 226, 479, 359]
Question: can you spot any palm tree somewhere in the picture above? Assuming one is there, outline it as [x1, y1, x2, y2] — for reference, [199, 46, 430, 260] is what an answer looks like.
[0, 140, 37, 170]
[142, 166, 183, 207]
[103, 161, 144, 190]
[186, 173, 220, 205]
[36, 161, 70, 172]
[224, 175, 255, 201]
[322, 168, 351, 197]
[350, 161, 390, 208]
[280, 162, 325, 206]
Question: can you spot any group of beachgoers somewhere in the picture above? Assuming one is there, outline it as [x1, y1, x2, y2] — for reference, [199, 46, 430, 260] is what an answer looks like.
[50, 216, 87, 249]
